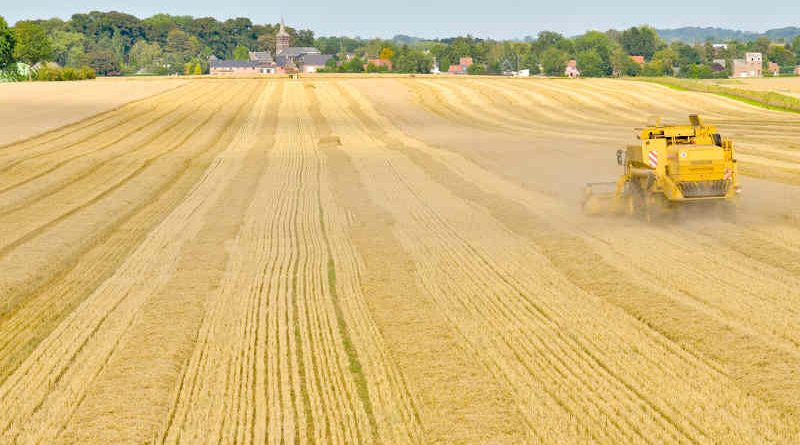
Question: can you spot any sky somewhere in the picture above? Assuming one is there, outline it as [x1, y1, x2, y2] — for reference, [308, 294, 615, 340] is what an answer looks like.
[3, 0, 799, 39]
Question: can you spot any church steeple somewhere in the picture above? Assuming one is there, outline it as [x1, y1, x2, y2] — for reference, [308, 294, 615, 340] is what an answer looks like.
[276, 17, 291, 55]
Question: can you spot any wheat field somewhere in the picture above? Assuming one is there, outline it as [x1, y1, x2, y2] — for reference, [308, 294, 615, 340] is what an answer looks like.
[2, 76, 800, 444]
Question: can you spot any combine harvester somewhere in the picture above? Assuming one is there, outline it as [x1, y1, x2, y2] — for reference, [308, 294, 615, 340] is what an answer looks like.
[584, 114, 740, 220]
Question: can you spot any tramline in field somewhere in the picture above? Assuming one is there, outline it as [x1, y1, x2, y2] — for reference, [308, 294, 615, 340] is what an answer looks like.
[3, 76, 800, 444]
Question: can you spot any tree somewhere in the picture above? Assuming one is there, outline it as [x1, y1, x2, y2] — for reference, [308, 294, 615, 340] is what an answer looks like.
[86, 48, 119, 75]
[768, 45, 795, 71]
[534, 31, 565, 50]
[467, 63, 486, 75]
[256, 34, 275, 53]
[13, 21, 52, 68]
[672, 42, 701, 69]
[393, 47, 432, 73]
[294, 29, 315, 47]
[0, 16, 14, 69]
[379, 47, 394, 60]
[651, 47, 677, 71]
[611, 48, 640, 76]
[165, 28, 198, 57]
[365, 63, 387, 73]
[685, 64, 714, 79]
[576, 49, 605, 77]
[129, 40, 162, 72]
[66, 45, 86, 68]
[193, 62, 202, 75]
[340, 56, 365, 73]
[574, 31, 615, 76]
[750, 37, 770, 58]
[540, 47, 568, 76]
[49, 30, 85, 67]
[233, 44, 249, 60]
[642, 59, 666, 76]
[164, 28, 200, 72]
[142, 13, 185, 44]
[620, 26, 662, 60]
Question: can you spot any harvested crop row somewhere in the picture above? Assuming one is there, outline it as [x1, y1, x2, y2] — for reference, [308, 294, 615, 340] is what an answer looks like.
[0, 82, 252, 387]
[335, 79, 798, 443]
[351, 76, 800, 442]
[0, 81, 246, 323]
[0, 80, 260, 443]
[3, 77, 800, 444]
[163, 82, 375, 444]
[401, 78, 800, 185]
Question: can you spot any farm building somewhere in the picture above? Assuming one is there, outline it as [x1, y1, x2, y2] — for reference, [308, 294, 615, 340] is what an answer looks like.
[732, 52, 763, 78]
[301, 54, 333, 73]
[276, 47, 322, 67]
[209, 58, 279, 75]
[767, 62, 780, 76]
[629, 55, 645, 66]
[448, 57, 473, 74]
[711, 59, 727, 73]
[565, 59, 580, 78]
[249, 51, 274, 64]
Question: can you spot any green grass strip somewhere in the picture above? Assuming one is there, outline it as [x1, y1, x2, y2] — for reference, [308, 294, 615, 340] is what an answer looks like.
[636, 77, 800, 114]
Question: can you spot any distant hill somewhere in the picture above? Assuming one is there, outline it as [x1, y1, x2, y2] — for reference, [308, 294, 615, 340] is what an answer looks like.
[391, 35, 423, 45]
[657, 26, 800, 43]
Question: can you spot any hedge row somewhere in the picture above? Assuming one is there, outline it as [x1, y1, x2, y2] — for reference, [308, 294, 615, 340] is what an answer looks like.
[36, 66, 97, 81]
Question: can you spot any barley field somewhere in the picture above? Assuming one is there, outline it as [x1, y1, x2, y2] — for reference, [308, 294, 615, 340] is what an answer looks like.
[2, 76, 800, 444]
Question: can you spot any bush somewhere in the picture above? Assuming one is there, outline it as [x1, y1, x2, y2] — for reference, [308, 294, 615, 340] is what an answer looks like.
[0, 63, 25, 82]
[80, 66, 96, 79]
[365, 63, 388, 73]
[34, 65, 96, 81]
[62, 67, 78, 81]
[36, 66, 62, 81]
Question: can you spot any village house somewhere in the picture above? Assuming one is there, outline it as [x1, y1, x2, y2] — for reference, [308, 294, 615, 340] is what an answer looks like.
[208, 55, 277, 75]
[301, 54, 332, 73]
[711, 59, 726, 73]
[565, 59, 580, 78]
[448, 57, 473, 74]
[629, 55, 645, 67]
[767, 61, 780, 76]
[731, 52, 762, 78]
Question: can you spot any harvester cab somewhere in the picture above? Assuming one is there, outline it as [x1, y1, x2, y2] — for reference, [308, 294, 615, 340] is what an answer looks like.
[583, 114, 739, 219]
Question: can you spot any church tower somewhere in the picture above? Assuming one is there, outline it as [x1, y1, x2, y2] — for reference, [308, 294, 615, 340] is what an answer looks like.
[276, 18, 291, 56]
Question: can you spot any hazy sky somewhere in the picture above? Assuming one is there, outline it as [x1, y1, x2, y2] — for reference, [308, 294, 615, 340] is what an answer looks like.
[3, 0, 799, 39]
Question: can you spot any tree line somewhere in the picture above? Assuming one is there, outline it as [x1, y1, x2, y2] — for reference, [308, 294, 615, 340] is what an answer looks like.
[1, 11, 799, 79]
[0, 11, 315, 77]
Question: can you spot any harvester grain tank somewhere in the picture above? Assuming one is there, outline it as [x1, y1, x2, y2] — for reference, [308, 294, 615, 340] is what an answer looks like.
[584, 114, 739, 219]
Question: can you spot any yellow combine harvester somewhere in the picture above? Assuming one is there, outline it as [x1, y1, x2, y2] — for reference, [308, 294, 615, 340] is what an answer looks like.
[584, 114, 740, 219]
